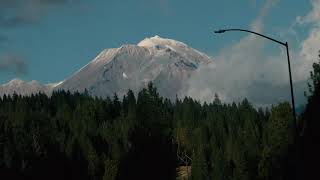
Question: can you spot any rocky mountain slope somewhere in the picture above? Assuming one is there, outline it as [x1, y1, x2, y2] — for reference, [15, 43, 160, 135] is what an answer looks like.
[0, 36, 214, 99]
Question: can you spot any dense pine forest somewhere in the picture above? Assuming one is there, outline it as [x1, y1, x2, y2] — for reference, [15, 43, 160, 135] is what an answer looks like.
[0, 53, 319, 180]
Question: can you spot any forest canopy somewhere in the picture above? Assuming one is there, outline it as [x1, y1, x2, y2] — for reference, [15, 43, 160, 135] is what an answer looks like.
[3, 51, 320, 180]
[0, 82, 297, 180]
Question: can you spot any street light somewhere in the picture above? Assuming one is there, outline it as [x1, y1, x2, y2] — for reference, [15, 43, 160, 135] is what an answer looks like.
[213, 28, 297, 130]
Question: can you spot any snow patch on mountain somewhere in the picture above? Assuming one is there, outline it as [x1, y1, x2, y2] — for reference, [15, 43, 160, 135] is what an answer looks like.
[1, 35, 215, 99]
[0, 79, 55, 96]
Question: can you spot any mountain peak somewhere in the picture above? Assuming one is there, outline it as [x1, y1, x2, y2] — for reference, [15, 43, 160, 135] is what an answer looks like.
[137, 35, 187, 49]
[5, 78, 25, 86]
[1, 36, 214, 99]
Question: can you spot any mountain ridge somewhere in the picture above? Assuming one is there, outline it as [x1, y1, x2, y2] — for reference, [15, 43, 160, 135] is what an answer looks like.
[0, 35, 214, 99]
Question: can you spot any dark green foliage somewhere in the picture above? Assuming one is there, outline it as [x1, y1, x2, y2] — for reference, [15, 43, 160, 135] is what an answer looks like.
[0, 83, 295, 180]
[258, 103, 294, 180]
[299, 50, 320, 179]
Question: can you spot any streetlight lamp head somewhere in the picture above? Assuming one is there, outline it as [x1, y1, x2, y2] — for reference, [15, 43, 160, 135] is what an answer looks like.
[214, 29, 226, 33]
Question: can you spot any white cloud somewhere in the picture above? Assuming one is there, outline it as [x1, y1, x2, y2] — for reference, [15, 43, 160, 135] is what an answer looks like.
[187, 0, 319, 107]
[296, 0, 320, 25]
[0, 53, 27, 74]
[295, 0, 320, 82]
[296, 28, 320, 82]
[251, 0, 279, 32]
[187, 0, 284, 105]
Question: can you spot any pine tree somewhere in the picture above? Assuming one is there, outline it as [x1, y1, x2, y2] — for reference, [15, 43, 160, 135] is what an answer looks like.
[258, 103, 294, 180]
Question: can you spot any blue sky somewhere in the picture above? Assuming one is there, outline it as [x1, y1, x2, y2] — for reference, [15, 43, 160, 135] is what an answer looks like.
[1, 0, 319, 105]
[0, 0, 311, 84]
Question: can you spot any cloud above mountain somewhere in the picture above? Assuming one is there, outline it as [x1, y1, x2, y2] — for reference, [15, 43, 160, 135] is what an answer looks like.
[187, 0, 318, 106]
[0, 53, 27, 75]
[0, 0, 316, 108]
[295, 0, 320, 81]
[0, 0, 80, 28]
[0, 0, 83, 75]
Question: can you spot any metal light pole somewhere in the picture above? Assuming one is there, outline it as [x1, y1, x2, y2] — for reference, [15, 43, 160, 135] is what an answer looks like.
[214, 28, 297, 130]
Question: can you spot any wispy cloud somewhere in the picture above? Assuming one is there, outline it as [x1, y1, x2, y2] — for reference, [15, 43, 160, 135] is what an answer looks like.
[187, 0, 320, 107]
[251, 0, 279, 32]
[0, 0, 79, 28]
[294, 0, 320, 82]
[296, 0, 320, 25]
[0, 53, 28, 75]
[140, 0, 172, 15]
[0, 0, 81, 75]
[186, 0, 308, 106]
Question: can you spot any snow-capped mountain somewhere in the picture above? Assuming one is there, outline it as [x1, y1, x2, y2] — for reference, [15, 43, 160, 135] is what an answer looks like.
[0, 79, 61, 96]
[0, 36, 214, 99]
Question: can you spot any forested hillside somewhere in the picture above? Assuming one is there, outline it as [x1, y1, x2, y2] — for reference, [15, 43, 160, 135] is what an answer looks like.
[0, 82, 297, 180]
[2, 51, 320, 180]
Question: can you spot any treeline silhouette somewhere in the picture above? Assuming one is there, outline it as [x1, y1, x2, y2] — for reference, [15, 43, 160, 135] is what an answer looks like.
[0, 85, 296, 180]
[0, 52, 319, 180]
[298, 51, 320, 179]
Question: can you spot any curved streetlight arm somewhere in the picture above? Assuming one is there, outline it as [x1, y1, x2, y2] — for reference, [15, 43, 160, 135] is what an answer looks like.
[214, 29, 286, 46]
[214, 28, 297, 130]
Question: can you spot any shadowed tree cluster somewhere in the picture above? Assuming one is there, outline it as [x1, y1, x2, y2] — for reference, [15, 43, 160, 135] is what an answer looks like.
[298, 50, 320, 179]
[0, 81, 297, 180]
